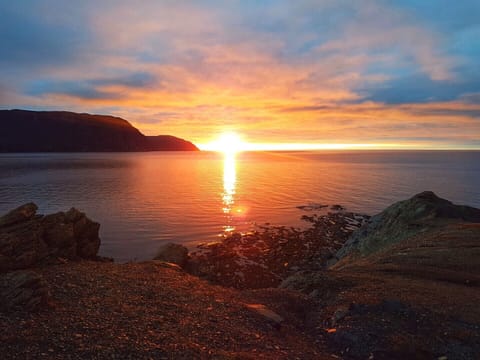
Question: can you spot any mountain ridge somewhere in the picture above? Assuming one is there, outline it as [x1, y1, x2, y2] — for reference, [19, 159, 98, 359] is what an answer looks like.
[0, 109, 199, 152]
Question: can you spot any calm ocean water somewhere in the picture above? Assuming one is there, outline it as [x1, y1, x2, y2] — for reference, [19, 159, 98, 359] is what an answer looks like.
[1, 151, 479, 261]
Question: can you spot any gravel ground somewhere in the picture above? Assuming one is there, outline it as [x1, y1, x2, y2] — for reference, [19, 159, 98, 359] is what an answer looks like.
[0, 260, 335, 359]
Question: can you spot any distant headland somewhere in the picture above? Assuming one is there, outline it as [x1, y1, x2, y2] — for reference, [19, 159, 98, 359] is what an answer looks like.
[0, 109, 199, 152]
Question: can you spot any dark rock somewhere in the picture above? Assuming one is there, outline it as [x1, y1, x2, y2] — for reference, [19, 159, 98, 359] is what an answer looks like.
[0, 202, 38, 227]
[0, 203, 101, 272]
[40, 208, 100, 259]
[0, 216, 49, 271]
[42, 213, 77, 258]
[69, 209, 101, 258]
[154, 243, 189, 267]
[0, 270, 49, 311]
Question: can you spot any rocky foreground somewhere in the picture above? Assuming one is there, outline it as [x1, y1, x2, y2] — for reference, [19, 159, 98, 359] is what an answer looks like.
[1, 192, 480, 359]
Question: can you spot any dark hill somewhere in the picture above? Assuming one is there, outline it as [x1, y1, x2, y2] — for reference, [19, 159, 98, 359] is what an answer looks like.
[0, 109, 199, 152]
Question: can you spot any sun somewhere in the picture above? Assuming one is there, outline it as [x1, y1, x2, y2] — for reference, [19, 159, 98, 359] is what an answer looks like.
[203, 132, 245, 153]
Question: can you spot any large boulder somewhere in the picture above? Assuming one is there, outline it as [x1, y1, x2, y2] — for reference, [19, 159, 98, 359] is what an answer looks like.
[153, 242, 189, 267]
[0, 270, 49, 311]
[333, 191, 480, 263]
[0, 204, 101, 272]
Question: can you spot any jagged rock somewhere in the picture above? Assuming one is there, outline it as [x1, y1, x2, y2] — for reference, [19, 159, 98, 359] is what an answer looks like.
[42, 213, 77, 258]
[334, 191, 480, 262]
[68, 208, 101, 258]
[0, 270, 49, 311]
[0, 216, 49, 271]
[0, 204, 101, 272]
[0, 202, 38, 227]
[153, 242, 189, 267]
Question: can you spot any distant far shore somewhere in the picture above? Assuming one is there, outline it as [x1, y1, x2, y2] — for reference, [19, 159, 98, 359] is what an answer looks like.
[0, 109, 199, 152]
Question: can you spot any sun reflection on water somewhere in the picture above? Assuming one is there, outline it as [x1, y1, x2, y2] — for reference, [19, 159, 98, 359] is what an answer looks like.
[222, 152, 236, 233]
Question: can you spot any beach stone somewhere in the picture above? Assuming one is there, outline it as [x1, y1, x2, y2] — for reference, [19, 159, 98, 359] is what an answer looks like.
[154, 242, 189, 267]
[0, 270, 49, 311]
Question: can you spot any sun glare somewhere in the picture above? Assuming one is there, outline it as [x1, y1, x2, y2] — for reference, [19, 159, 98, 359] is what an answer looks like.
[205, 132, 245, 154]
[199, 132, 418, 152]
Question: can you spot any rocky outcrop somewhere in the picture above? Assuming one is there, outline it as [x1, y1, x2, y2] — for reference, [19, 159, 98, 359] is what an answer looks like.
[0, 202, 39, 227]
[0, 270, 49, 311]
[280, 192, 480, 358]
[333, 191, 480, 263]
[187, 211, 369, 289]
[153, 242, 189, 267]
[0, 203, 101, 272]
[0, 109, 199, 152]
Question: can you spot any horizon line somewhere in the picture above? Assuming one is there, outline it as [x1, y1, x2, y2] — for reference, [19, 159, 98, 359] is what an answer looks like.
[197, 143, 480, 152]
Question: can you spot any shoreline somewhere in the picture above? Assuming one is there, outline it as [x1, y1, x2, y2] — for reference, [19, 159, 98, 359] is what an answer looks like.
[1, 192, 480, 358]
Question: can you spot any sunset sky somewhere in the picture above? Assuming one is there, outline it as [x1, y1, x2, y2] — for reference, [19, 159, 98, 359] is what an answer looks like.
[1, 1, 479, 149]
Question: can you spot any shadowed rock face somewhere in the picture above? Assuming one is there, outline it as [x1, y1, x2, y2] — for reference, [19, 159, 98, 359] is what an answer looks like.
[0, 203, 101, 272]
[334, 191, 480, 262]
[0, 109, 199, 152]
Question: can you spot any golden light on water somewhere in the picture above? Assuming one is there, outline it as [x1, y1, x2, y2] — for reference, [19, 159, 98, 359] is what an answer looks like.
[222, 153, 236, 213]
[222, 152, 237, 233]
